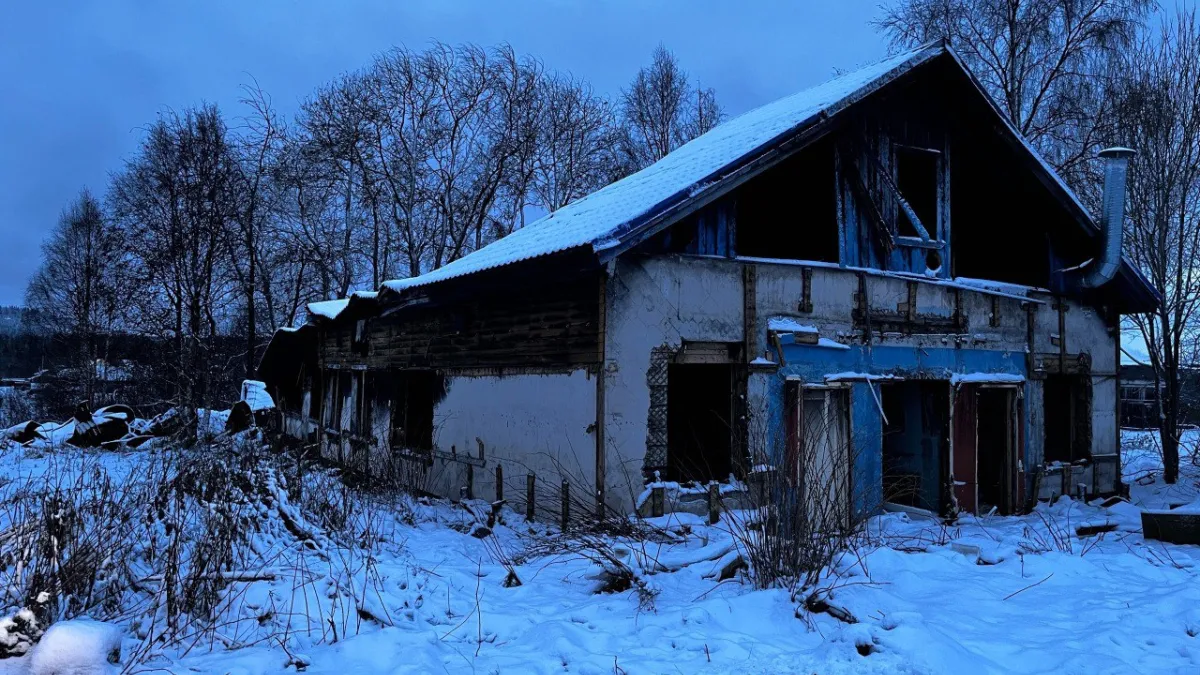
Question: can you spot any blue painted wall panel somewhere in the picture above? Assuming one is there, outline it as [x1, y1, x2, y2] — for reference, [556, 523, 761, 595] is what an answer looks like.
[851, 382, 884, 516]
[763, 339, 1028, 515]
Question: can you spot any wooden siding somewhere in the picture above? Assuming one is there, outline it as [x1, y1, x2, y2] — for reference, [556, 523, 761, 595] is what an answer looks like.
[318, 272, 603, 371]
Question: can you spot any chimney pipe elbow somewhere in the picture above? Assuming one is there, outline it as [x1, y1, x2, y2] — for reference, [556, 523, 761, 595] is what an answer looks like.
[1077, 147, 1136, 289]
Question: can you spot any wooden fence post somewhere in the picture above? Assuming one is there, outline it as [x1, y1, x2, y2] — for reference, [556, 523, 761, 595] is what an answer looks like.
[561, 479, 570, 531]
[651, 486, 665, 518]
[526, 473, 536, 521]
[466, 464, 474, 500]
[708, 482, 720, 524]
[495, 464, 504, 502]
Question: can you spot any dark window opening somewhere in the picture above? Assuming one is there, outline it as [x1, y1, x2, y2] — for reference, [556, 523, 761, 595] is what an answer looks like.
[894, 146, 939, 238]
[735, 138, 839, 262]
[881, 381, 950, 513]
[344, 370, 365, 436]
[352, 320, 369, 356]
[667, 363, 735, 482]
[326, 370, 350, 433]
[1044, 375, 1092, 463]
[977, 388, 1018, 515]
[391, 370, 441, 452]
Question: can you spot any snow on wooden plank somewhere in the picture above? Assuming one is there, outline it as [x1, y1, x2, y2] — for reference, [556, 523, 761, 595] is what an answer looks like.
[950, 372, 1025, 385]
[767, 317, 818, 333]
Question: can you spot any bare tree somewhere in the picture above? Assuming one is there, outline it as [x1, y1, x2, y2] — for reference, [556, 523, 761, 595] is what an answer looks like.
[229, 84, 286, 376]
[1114, 8, 1200, 483]
[618, 45, 724, 172]
[877, 0, 1153, 188]
[25, 189, 122, 406]
[297, 74, 371, 298]
[108, 105, 241, 415]
[533, 75, 618, 211]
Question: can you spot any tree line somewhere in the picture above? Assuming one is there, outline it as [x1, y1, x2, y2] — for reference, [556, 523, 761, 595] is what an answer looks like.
[21, 44, 721, 419]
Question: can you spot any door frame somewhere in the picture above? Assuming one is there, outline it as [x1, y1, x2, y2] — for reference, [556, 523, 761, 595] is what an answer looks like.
[951, 382, 1023, 515]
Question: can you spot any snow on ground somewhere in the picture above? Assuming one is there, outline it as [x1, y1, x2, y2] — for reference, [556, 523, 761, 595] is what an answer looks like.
[0, 431, 1197, 674]
[26, 620, 122, 675]
[1122, 428, 1200, 510]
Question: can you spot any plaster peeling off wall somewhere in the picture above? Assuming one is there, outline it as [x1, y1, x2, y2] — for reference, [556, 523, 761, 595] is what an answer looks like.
[427, 371, 598, 508]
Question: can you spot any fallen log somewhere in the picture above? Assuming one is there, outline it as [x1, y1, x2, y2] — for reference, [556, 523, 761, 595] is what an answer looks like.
[1142, 510, 1200, 545]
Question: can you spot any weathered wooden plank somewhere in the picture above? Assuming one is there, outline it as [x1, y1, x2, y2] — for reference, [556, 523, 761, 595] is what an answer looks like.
[317, 271, 603, 370]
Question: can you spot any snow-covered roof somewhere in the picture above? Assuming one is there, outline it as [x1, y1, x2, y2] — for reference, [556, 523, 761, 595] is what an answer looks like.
[306, 291, 379, 322]
[381, 45, 940, 293]
[307, 40, 1153, 316]
[307, 299, 348, 320]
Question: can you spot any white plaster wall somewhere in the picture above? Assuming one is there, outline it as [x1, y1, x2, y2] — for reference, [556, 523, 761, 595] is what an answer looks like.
[753, 262, 1031, 356]
[1027, 292, 1120, 462]
[427, 371, 598, 506]
[603, 256, 744, 511]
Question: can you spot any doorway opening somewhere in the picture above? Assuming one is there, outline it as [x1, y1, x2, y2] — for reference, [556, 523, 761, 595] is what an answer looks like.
[667, 363, 735, 482]
[977, 388, 1020, 514]
[784, 384, 852, 531]
[1044, 374, 1091, 463]
[881, 381, 950, 514]
[390, 370, 442, 453]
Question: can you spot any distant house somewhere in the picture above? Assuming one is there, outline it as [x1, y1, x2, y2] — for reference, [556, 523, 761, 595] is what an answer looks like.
[259, 42, 1157, 519]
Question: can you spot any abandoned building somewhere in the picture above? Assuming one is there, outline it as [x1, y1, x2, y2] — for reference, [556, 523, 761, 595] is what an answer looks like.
[257, 42, 1158, 521]
[1118, 363, 1200, 429]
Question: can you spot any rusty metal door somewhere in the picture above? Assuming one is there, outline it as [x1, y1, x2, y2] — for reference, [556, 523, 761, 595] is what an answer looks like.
[952, 385, 979, 513]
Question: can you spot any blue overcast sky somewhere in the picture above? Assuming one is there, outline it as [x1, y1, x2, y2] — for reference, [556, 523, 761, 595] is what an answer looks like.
[0, 0, 887, 306]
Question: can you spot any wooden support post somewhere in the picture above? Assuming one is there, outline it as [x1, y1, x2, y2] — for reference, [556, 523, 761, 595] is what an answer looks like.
[651, 486, 665, 518]
[466, 464, 474, 500]
[561, 479, 570, 531]
[799, 267, 813, 313]
[595, 269, 608, 523]
[708, 482, 720, 525]
[495, 464, 504, 502]
[526, 473, 535, 521]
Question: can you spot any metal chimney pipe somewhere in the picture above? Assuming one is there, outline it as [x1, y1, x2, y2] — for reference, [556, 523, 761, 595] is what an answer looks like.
[1078, 146, 1136, 289]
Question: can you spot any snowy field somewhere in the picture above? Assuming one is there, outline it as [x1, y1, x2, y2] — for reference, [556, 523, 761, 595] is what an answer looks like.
[0, 431, 1197, 675]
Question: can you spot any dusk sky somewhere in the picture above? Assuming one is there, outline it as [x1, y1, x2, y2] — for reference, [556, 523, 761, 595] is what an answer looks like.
[0, 0, 887, 306]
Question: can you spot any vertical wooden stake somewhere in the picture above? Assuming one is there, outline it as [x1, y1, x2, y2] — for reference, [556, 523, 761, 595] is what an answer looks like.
[466, 464, 474, 501]
[651, 486, 665, 518]
[561, 479, 570, 531]
[708, 482, 720, 525]
[526, 473, 535, 521]
[495, 464, 504, 502]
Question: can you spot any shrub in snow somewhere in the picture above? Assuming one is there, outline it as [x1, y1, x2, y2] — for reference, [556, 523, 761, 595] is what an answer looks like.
[730, 419, 867, 603]
[0, 608, 41, 657]
[28, 620, 121, 675]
